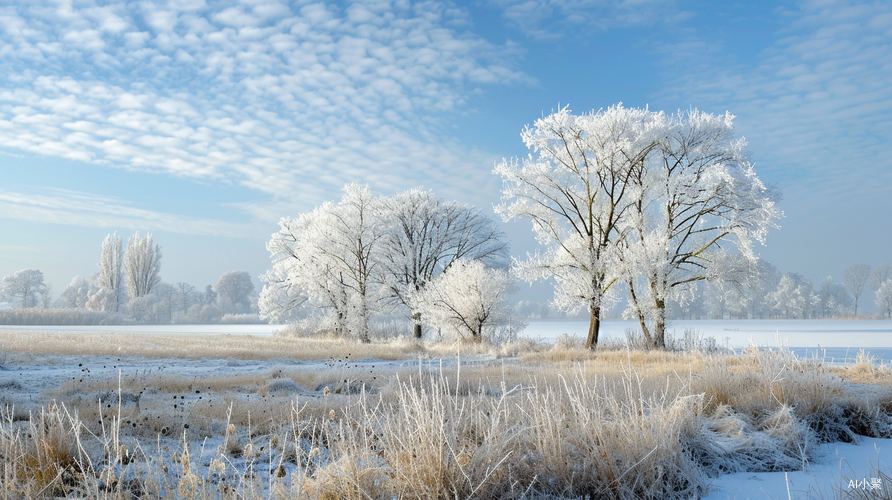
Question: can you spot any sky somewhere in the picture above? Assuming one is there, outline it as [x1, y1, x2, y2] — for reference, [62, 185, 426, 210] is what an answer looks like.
[1, 0, 890, 310]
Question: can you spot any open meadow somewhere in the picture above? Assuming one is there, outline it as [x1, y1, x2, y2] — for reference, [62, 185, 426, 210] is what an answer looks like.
[1, 328, 892, 499]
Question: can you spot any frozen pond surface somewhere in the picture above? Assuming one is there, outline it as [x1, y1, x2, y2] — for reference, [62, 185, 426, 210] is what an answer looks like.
[523, 319, 892, 347]
[525, 319, 892, 363]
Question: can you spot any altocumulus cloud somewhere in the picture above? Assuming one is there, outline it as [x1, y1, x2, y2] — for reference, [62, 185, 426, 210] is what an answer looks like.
[656, 0, 892, 201]
[0, 0, 529, 223]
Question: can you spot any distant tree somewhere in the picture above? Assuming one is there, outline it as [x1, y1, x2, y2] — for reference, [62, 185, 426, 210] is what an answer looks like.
[380, 188, 507, 339]
[843, 263, 872, 316]
[875, 280, 892, 318]
[818, 276, 853, 318]
[419, 260, 514, 342]
[215, 271, 255, 314]
[871, 263, 892, 291]
[0, 269, 48, 308]
[495, 105, 664, 349]
[60, 276, 92, 309]
[87, 233, 124, 312]
[202, 285, 217, 306]
[768, 273, 818, 319]
[125, 232, 162, 299]
[173, 282, 197, 317]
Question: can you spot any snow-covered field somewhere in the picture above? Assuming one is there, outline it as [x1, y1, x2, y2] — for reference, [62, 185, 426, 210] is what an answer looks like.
[2, 321, 892, 498]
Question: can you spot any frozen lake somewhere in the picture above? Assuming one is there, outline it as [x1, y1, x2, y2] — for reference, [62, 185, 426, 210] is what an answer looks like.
[2, 319, 892, 363]
[524, 319, 892, 363]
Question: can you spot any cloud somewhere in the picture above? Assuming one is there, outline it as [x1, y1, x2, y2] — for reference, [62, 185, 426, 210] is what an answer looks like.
[655, 0, 892, 200]
[0, 187, 257, 238]
[0, 1, 529, 217]
[492, 0, 686, 39]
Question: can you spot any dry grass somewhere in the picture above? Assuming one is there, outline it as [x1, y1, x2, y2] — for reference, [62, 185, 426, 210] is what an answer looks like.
[2, 334, 892, 499]
[0, 330, 428, 361]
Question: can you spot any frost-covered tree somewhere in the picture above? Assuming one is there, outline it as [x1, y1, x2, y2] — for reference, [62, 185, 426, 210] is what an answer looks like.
[495, 105, 666, 348]
[843, 263, 871, 316]
[875, 279, 892, 318]
[215, 271, 255, 315]
[0, 269, 48, 308]
[871, 264, 892, 292]
[622, 109, 781, 348]
[419, 260, 514, 342]
[380, 188, 507, 338]
[60, 276, 92, 309]
[87, 233, 124, 312]
[767, 273, 818, 319]
[261, 184, 384, 341]
[172, 282, 197, 318]
[125, 232, 162, 299]
[818, 276, 853, 318]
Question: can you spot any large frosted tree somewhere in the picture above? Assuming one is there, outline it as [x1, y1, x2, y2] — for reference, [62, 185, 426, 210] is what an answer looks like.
[494, 105, 665, 348]
[380, 188, 508, 338]
[125, 232, 162, 300]
[622, 110, 781, 348]
[87, 232, 124, 312]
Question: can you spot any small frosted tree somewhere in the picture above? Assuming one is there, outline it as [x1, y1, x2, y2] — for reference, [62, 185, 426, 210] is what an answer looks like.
[126, 232, 162, 300]
[767, 273, 819, 319]
[0, 269, 48, 308]
[419, 260, 514, 342]
[843, 263, 871, 316]
[818, 276, 853, 318]
[875, 280, 892, 318]
[87, 233, 124, 312]
[495, 104, 667, 348]
[61, 276, 92, 309]
[871, 264, 892, 291]
[380, 188, 508, 338]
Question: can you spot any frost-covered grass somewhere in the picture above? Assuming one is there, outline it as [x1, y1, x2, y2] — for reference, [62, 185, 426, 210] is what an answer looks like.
[0, 308, 125, 326]
[1, 333, 891, 499]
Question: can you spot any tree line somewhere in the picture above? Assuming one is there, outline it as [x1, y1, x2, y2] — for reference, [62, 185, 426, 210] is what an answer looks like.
[0, 232, 258, 325]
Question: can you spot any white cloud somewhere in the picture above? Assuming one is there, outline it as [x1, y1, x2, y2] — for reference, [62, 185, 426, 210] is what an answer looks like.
[656, 0, 892, 198]
[493, 0, 685, 39]
[0, 188, 257, 238]
[0, 0, 528, 219]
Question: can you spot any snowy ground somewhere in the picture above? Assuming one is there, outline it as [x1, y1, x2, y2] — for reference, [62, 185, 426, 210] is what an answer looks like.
[704, 437, 892, 499]
[3, 321, 892, 498]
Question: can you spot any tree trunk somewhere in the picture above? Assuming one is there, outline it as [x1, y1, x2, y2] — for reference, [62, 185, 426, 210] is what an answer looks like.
[412, 312, 422, 339]
[627, 279, 654, 348]
[585, 303, 601, 349]
[652, 297, 666, 349]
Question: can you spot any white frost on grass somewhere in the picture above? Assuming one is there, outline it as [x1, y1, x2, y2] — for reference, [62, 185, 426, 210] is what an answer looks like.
[704, 437, 892, 500]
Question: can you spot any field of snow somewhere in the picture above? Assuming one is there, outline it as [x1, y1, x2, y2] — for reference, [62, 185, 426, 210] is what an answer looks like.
[2, 322, 892, 499]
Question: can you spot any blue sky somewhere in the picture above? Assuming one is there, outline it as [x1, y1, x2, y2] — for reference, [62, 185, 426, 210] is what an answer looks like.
[1, 0, 890, 307]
